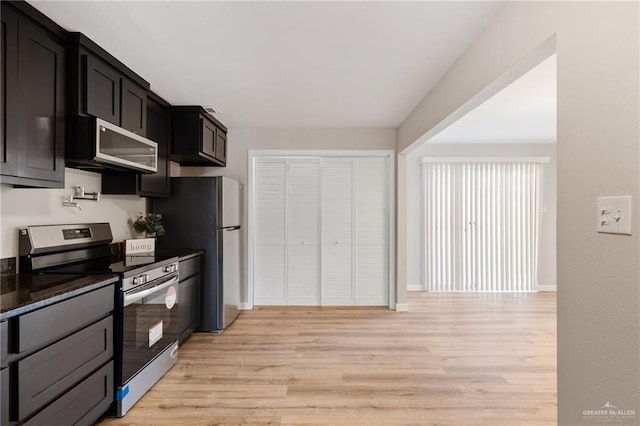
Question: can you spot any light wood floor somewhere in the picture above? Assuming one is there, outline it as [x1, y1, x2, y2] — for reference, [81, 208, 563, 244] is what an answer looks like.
[99, 292, 556, 426]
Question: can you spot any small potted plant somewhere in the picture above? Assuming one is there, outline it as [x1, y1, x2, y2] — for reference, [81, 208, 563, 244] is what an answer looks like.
[132, 213, 165, 238]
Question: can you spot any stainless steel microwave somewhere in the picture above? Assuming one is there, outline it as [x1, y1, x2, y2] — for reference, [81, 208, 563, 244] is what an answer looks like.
[66, 117, 158, 173]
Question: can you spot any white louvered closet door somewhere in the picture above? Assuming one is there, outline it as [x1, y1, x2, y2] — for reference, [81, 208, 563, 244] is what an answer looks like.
[253, 155, 389, 307]
[321, 158, 354, 306]
[253, 158, 287, 305]
[287, 158, 321, 305]
[354, 158, 389, 306]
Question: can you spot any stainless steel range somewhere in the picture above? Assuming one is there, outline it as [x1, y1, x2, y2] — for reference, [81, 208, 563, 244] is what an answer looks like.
[19, 223, 180, 417]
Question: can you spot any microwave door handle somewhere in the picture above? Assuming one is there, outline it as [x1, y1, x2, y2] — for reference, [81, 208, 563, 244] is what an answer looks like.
[124, 275, 179, 306]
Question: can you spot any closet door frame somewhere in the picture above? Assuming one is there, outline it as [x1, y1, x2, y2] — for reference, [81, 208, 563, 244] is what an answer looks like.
[248, 150, 396, 310]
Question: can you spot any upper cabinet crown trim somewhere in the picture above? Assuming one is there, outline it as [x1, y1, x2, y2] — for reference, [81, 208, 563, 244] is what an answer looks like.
[68, 32, 150, 90]
[6, 0, 67, 40]
[172, 106, 227, 132]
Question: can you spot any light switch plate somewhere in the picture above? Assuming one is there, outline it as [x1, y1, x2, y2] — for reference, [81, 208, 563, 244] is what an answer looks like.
[597, 196, 632, 235]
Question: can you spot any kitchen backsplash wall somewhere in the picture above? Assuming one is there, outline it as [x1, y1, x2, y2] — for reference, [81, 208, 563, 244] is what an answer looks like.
[0, 167, 146, 261]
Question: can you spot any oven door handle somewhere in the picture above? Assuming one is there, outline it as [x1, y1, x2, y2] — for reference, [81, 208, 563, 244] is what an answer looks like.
[124, 275, 179, 306]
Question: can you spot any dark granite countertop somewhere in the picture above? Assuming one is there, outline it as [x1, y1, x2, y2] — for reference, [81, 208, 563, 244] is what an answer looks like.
[1, 273, 118, 320]
[154, 248, 204, 262]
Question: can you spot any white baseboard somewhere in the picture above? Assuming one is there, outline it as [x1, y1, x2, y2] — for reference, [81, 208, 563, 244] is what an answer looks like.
[239, 302, 253, 310]
[407, 284, 424, 292]
[395, 303, 409, 312]
[537, 285, 557, 292]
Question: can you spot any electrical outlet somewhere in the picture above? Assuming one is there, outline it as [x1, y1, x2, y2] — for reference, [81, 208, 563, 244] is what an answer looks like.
[597, 196, 632, 235]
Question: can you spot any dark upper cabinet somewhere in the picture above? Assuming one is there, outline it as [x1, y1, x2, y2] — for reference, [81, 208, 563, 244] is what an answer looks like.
[141, 94, 170, 195]
[1, 5, 20, 179]
[216, 130, 227, 164]
[102, 92, 171, 197]
[171, 106, 227, 167]
[201, 118, 217, 159]
[68, 33, 150, 135]
[121, 78, 147, 136]
[83, 54, 120, 126]
[0, 2, 65, 188]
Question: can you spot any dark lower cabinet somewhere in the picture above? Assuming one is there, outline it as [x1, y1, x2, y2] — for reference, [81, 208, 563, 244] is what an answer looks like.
[1, 367, 8, 426]
[0, 321, 7, 367]
[0, 2, 65, 188]
[2, 284, 114, 426]
[102, 92, 171, 197]
[23, 361, 113, 426]
[17, 317, 113, 421]
[178, 255, 202, 344]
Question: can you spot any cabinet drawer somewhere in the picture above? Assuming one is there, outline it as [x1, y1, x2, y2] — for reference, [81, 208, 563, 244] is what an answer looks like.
[23, 360, 113, 426]
[17, 284, 113, 353]
[0, 321, 7, 367]
[180, 256, 202, 281]
[18, 316, 113, 421]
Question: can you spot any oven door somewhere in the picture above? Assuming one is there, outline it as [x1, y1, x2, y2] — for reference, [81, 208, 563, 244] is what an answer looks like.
[121, 274, 179, 384]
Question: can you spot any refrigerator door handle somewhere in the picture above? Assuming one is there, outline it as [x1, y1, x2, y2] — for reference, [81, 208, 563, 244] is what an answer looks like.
[219, 226, 241, 231]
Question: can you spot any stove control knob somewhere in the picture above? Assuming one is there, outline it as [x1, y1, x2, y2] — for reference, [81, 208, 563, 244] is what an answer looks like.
[164, 265, 175, 273]
[132, 276, 139, 285]
[142, 274, 149, 283]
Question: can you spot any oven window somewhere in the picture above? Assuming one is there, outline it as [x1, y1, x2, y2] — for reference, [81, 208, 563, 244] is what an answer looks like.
[122, 281, 178, 384]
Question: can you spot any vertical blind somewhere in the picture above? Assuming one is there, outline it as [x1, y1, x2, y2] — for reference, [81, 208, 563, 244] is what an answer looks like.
[422, 159, 544, 292]
[253, 156, 390, 306]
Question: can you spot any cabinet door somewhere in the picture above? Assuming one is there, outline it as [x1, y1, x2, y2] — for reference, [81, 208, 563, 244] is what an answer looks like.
[22, 361, 113, 426]
[121, 78, 147, 136]
[354, 158, 389, 306]
[16, 17, 65, 183]
[84, 54, 120, 126]
[1, 367, 8, 426]
[178, 275, 200, 341]
[287, 158, 321, 305]
[140, 98, 170, 197]
[321, 158, 354, 306]
[18, 316, 112, 422]
[201, 118, 217, 159]
[0, 5, 19, 178]
[215, 129, 227, 164]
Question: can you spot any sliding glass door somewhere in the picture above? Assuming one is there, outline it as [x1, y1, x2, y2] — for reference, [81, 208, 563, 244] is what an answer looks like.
[423, 159, 544, 292]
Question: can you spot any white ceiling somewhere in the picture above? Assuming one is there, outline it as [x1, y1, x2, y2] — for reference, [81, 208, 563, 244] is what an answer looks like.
[31, 1, 505, 129]
[429, 54, 557, 143]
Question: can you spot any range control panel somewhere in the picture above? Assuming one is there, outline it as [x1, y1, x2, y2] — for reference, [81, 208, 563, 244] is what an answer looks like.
[62, 228, 92, 240]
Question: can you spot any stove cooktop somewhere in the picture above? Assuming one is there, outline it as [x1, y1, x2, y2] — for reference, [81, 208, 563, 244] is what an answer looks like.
[48, 254, 179, 276]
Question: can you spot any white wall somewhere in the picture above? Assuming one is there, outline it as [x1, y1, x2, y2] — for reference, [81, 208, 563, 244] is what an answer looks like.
[406, 143, 556, 291]
[179, 128, 396, 306]
[0, 168, 146, 263]
[397, 2, 639, 423]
